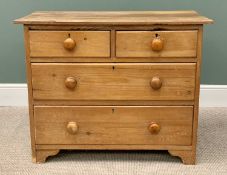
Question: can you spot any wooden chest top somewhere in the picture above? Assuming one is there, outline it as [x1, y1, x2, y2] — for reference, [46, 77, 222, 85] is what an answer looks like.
[14, 11, 213, 25]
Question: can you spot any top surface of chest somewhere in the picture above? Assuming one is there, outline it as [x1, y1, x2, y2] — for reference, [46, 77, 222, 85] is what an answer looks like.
[14, 11, 213, 25]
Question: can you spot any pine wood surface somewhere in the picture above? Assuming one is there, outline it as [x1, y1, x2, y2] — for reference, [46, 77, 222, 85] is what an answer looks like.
[31, 63, 196, 101]
[23, 26, 36, 162]
[116, 31, 197, 58]
[34, 106, 193, 145]
[14, 11, 213, 164]
[14, 11, 213, 25]
[29, 31, 110, 57]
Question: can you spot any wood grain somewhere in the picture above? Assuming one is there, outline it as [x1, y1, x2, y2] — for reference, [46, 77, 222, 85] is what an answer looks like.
[34, 106, 193, 145]
[27, 24, 202, 31]
[33, 100, 195, 106]
[36, 144, 192, 151]
[116, 31, 197, 58]
[36, 149, 60, 163]
[31, 63, 196, 101]
[14, 11, 213, 25]
[15, 11, 213, 164]
[23, 26, 37, 162]
[168, 150, 195, 165]
[29, 31, 110, 57]
[30, 57, 197, 63]
[191, 26, 204, 164]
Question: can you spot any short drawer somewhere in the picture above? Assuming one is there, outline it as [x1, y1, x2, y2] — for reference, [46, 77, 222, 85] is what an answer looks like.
[29, 31, 110, 57]
[34, 106, 193, 145]
[31, 63, 196, 101]
[116, 31, 197, 58]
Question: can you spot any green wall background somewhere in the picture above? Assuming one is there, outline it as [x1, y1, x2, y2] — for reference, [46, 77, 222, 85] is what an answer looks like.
[0, 0, 225, 84]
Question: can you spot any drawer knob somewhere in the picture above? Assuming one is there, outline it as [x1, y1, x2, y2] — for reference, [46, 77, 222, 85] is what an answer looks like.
[148, 122, 160, 134]
[150, 76, 162, 90]
[63, 37, 76, 50]
[66, 122, 78, 135]
[151, 35, 164, 52]
[65, 77, 77, 89]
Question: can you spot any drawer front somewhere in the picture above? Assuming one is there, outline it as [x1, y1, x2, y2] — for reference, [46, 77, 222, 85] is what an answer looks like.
[29, 31, 110, 57]
[116, 31, 197, 58]
[32, 63, 196, 100]
[31, 63, 196, 101]
[34, 106, 193, 145]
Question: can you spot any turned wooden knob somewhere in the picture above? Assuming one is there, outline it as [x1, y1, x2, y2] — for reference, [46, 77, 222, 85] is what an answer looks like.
[66, 122, 78, 135]
[151, 35, 164, 52]
[65, 77, 77, 89]
[150, 76, 162, 90]
[63, 37, 76, 50]
[148, 122, 160, 134]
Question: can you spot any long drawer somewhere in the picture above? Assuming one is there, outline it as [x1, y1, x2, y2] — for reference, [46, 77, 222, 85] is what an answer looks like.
[29, 31, 110, 58]
[34, 106, 193, 145]
[31, 63, 196, 101]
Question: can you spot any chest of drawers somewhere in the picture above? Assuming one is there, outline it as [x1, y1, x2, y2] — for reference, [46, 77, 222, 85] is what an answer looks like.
[15, 11, 213, 164]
